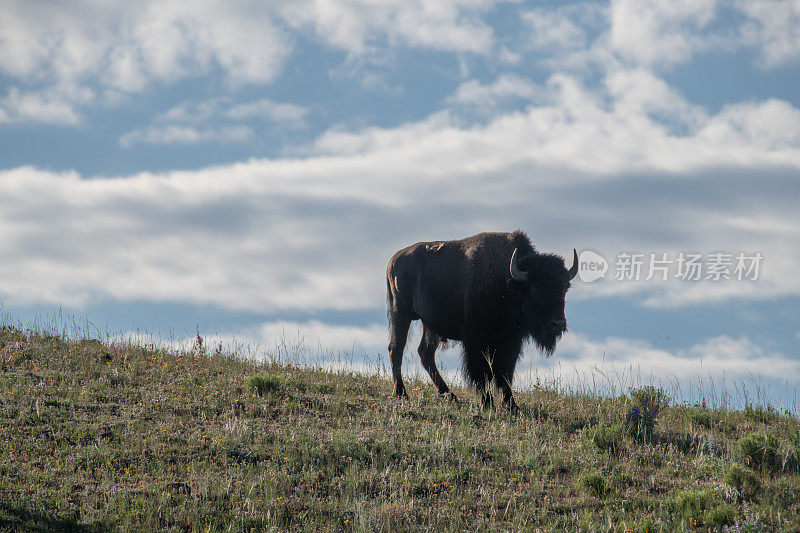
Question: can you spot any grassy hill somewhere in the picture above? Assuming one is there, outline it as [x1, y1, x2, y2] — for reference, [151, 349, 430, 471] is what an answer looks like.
[1, 324, 799, 532]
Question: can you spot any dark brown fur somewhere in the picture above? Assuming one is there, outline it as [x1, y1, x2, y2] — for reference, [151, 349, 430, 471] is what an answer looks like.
[386, 231, 574, 410]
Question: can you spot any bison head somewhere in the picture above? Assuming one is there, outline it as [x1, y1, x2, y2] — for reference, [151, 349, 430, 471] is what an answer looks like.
[510, 247, 577, 354]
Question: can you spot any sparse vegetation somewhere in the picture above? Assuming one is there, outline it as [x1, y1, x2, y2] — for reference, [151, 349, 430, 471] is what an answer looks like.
[1, 323, 799, 531]
[245, 373, 285, 396]
[745, 403, 780, 425]
[707, 504, 738, 529]
[725, 464, 761, 501]
[580, 472, 606, 499]
[673, 489, 712, 527]
[688, 410, 713, 430]
[591, 422, 623, 454]
[738, 431, 781, 473]
[624, 386, 664, 441]
[629, 385, 668, 414]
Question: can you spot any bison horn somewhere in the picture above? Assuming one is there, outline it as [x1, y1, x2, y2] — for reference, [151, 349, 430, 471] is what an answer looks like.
[509, 248, 528, 282]
[568, 248, 578, 280]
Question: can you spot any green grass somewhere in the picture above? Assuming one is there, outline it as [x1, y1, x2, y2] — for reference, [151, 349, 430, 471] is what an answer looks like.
[725, 464, 761, 501]
[1, 324, 800, 531]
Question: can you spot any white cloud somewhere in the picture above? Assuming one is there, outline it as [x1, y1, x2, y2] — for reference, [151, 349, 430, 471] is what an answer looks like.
[697, 99, 800, 152]
[321, 73, 800, 174]
[0, 2, 291, 89]
[120, 97, 308, 146]
[522, 7, 594, 52]
[115, 319, 392, 368]
[447, 74, 542, 107]
[0, 0, 506, 125]
[226, 99, 308, 126]
[493, 0, 800, 80]
[0, 1, 291, 125]
[605, 69, 707, 130]
[257, 320, 388, 353]
[119, 125, 253, 147]
[498, 46, 522, 65]
[607, 0, 718, 67]
[157, 97, 308, 125]
[279, 0, 501, 55]
[156, 99, 229, 124]
[598, 0, 800, 72]
[515, 1, 724, 73]
[0, 85, 93, 126]
[738, 0, 800, 68]
[1, 74, 800, 312]
[517, 332, 800, 407]
[2, 0, 798, 129]
[555, 333, 798, 380]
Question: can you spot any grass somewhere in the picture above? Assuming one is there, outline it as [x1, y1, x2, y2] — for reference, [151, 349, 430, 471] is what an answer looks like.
[1, 324, 800, 531]
[725, 464, 761, 501]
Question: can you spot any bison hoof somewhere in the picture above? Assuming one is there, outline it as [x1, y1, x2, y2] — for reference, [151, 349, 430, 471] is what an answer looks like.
[393, 386, 408, 399]
[503, 399, 520, 415]
[440, 391, 459, 403]
[481, 394, 494, 411]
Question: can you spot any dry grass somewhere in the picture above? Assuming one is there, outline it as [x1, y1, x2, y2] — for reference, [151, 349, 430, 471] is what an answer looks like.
[1, 324, 799, 531]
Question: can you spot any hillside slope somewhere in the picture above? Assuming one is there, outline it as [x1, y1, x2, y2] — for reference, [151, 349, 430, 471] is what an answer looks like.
[1, 325, 799, 531]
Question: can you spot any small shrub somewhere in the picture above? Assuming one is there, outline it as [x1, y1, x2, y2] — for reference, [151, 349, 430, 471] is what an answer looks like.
[744, 403, 779, 424]
[738, 432, 780, 473]
[310, 383, 335, 394]
[624, 403, 658, 440]
[635, 451, 664, 469]
[773, 476, 800, 507]
[546, 454, 572, 477]
[663, 431, 702, 455]
[791, 445, 800, 473]
[634, 516, 659, 533]
[708, 505, 738, 529]
[580, 472, 606, 499]
[625, 386, 666, 441]
[246, 373, 284, 396]
[782, 431, 800, 473]
[688, 410, 712, 429]
[610, 470, 632, 491]
[591, 423, 622, 454]
[673, 489, 712, 525]
[724, 464, 761, 500]
[629, 386, 668, 414]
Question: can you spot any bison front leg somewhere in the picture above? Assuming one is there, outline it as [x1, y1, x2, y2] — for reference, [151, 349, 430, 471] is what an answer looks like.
[495, 372, 519, 415]
[480, 386, 494, 411]
[463, 343, 495, 411]
[499, 386, 519, 414]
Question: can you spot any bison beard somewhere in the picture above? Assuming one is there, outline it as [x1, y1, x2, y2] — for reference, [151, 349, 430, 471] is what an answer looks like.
[386, 231, 577, 411]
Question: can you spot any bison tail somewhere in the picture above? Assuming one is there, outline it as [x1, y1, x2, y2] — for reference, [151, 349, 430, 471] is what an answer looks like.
[386, 275, 395, 319]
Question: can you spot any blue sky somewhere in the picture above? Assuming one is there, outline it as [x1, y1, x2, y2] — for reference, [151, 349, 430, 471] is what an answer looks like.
[1, 0, 799, 409]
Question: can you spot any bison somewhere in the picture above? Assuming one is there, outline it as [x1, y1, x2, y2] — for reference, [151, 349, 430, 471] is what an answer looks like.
[386, 231, 577, 411]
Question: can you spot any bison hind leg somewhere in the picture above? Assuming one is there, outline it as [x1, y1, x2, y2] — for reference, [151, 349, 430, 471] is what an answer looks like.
[387, 312, 411, 399]
[418, 324, 457, 402]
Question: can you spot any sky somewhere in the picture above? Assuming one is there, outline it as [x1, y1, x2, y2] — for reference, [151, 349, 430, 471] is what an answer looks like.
[1, 0, 799, 410]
